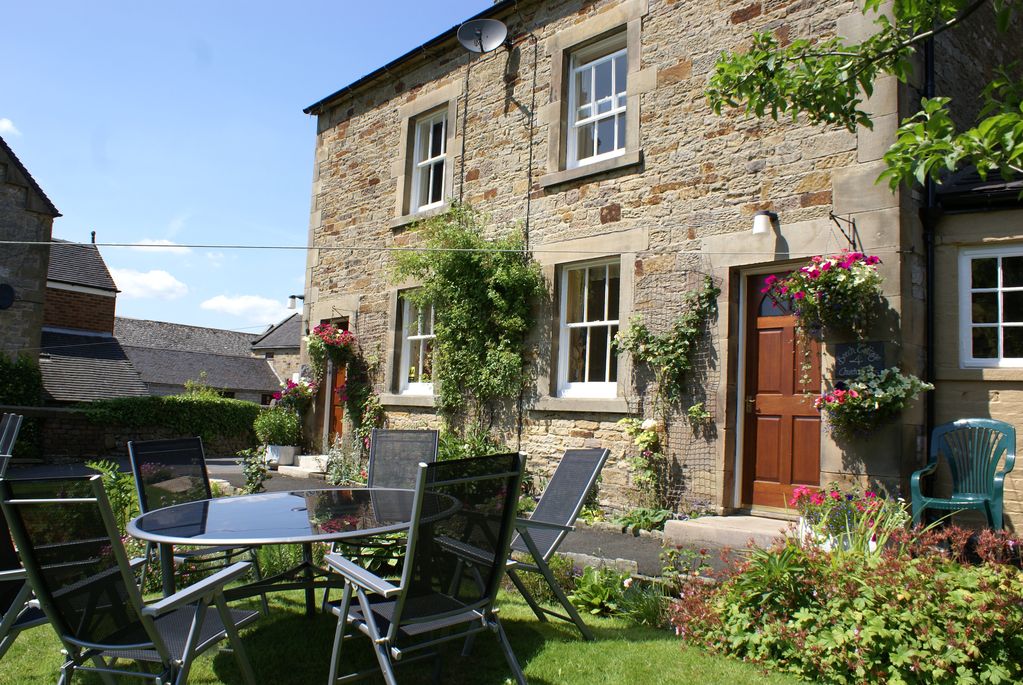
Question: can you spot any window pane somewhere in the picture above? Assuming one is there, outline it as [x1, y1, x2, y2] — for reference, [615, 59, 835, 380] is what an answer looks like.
[1005, 291, 1023, 322]
[566, 269, 584, 323]
[575, 68, 592, 105]
[597, 97, 612, 115]
[429, 160, 444, 204]
[586, 266, 606, 322]
[616, 114, 625, 150]
[609, 324, 619, 381]
[972, 327, 997, 358]
[1005, 327, 1023, 358]
[596, 117, 615, 156]
[595, 59, 612, 101]
[607, 264, 620, 320]
[430, 119, 445, 157]
[973, 292, 998, 323]
[408, 302, 422, 335]
[593, 325, 605, 384]
[416, 122, 431, 163]
[972, 258, 997, 288]
[421, 340, 433, 381]
[417, 166, 431, 208]
[614, 54, 627, 94]
[1004, 257, 1023, 287]
[408, 339, 422, 382]
[577, 104, 592, 121]
[422, 305, 434, 335]
[568, 328, 586, 382]
[576, 123, 594, 160]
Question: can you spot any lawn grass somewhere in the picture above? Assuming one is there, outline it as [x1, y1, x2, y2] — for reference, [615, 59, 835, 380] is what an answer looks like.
[0, 592, 799, 685]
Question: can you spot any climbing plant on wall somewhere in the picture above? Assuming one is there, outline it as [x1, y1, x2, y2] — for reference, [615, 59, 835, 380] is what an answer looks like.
[391, 202, 545, 433]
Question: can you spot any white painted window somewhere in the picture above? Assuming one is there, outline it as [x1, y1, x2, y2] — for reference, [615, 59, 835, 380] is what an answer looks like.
[400, 298, 435, 394]
[558, 260, 620, 397]
[567, 39, 627, 169]
[959, 246, 1023, 367]
[410, 110, 447, 213]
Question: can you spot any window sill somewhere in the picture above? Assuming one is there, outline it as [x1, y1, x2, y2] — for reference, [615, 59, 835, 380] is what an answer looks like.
[388, 204, 449, 231]
[539, 150, 642, 189]
[379, 393, 436, 408]
[530, 396, 629, 414]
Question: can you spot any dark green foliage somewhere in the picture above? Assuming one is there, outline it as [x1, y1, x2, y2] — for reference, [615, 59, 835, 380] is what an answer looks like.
[86, 458, 140, 534]
[614, 276, 719, 405]
[82, 394, 260, 444]
[237, 447, 269, 494]
[615, 507, 672, 533]
[0, 355, 43, 458]
[253, 406, 302, 445]
[391, 203, 545, 432]
[509, 553, 577, 605]
[569, 566, 630, 616]
[436, 426, 508, 461]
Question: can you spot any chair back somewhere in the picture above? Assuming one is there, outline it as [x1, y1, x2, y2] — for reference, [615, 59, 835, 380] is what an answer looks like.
[0, 413, 23, 471]
[128, 437, 213, 513]
[366, 429, 439, 489]
[0, 504, 23, 619]
[0, 476, 148, 649]
[511, 448, 609, 560]
[392, 453, 523, 637]
[931, 419, 1017, 496]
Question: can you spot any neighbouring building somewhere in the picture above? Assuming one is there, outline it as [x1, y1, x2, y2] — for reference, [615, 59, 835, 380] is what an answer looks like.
[0, 136, 60, 363]
[300, 0, 1023, 523]
[251, 312, 303, 382]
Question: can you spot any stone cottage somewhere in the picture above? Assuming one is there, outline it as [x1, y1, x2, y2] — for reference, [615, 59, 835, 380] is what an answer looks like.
[299, 0, 1022, 524]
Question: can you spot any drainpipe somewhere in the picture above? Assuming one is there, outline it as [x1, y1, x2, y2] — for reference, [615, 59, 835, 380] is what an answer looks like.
[922, 35, 937, 439]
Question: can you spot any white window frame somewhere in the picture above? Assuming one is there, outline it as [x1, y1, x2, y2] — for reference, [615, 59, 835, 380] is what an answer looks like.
[558, 260, 621, 398]
[399, 297, 436, 394]
[959, 245, 1023, 368]
[566, 40, 627, 170]
[409, 110, 447, 214]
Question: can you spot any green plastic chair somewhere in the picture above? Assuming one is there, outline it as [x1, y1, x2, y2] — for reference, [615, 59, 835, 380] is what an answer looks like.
[911, 418, 1016, 529]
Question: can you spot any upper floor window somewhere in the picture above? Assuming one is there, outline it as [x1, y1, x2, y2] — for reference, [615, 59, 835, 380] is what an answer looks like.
[568, 39, 627, 169]
[410, 110, 447, 213]
[400, 297, 435, 394]
[959, 246, 1023, 367]
[558, 260, 620, 397]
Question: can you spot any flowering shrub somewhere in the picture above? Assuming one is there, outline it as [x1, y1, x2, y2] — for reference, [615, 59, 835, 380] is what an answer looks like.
[273, 376, 317, 413]
[790, 483, 909, 554]
[815, 366, 933, 438]
[618, 417, 666, 508]
[305, 323, 357, 380]
[762, 251, 883, 335]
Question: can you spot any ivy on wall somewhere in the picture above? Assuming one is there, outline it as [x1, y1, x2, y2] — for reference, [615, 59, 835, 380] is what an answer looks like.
[0, 355, 43, 458]
[392, 203, 545, 432]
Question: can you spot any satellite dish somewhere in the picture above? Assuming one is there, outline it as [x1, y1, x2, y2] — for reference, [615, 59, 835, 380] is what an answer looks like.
[457, 18, 508, 54]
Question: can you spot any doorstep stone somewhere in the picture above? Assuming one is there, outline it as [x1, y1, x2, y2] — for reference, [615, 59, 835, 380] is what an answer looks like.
[663, 515, 794, 550]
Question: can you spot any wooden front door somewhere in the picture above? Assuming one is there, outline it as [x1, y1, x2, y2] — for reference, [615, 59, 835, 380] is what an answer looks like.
[741, 273, 822, 509]
[328, 363, 346, 442]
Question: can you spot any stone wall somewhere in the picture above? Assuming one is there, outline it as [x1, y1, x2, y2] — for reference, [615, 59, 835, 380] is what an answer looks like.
[0, 156, 55, 362]
[43, 287, 116, 333]
[305, 0, 926, 514]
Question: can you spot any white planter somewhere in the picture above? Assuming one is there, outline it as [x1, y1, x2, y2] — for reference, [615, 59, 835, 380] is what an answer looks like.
[797, 516, 876, 553]
[265, 445, 298, 467]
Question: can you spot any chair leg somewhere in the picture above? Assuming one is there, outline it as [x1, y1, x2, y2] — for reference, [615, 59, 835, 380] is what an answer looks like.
[356, 589, 398, 685]
[492, 616, 527, 685]
[0, 583, 33, 659]
[327, 584, 353, 684]
[912, 502, 923, 528]
[989, 500, 1004, 530]
[507, 569, 548, 623]
[214, 593, 257, 685]
[534, 557, 593, 641]
[247, 547, 270, 615]
[173, 601, 209, 685]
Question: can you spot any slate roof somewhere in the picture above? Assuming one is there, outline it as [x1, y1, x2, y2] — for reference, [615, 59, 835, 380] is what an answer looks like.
[115, 318, 279, 393]
[936, 167, 1023, 211]
[115, 318, 258, 355]
[0, 135, 60, 216]
[47, 239, 118, 291]
[39, 330, 148, 402]
[251, 313, 301, 351]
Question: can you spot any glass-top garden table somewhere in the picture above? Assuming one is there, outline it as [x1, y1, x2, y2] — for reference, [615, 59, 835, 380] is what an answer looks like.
[127, 487, 458, 615]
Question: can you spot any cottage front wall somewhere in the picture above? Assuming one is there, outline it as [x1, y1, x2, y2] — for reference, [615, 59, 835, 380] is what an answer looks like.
[305, 0, 924, 514]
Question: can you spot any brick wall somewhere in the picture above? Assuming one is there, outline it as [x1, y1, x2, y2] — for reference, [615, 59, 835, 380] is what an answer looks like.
[43, 287, 116, 333]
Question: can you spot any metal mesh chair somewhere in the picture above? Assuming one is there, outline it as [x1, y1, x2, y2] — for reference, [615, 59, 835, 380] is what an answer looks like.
[506, 448, 609, 640]
[0, 413, 24, 477]
[325, 452, 527, 685]
[0, 475, 258, 685]
[0, 488, 48, 660]
[128, 437, 268, 612]
[911, 418, 1017, 529]
[366, 429, 439, 488]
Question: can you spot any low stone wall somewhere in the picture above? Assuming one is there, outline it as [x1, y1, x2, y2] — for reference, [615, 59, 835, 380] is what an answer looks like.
[2, 405, 256, 461]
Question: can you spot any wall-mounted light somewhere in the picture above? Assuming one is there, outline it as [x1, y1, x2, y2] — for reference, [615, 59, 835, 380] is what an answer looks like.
[287, 294, 305, 310]
[752, 210, 778, 236]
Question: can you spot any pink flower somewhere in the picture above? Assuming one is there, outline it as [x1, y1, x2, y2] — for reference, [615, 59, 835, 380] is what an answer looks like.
[820, 261, 831, 271]
[811, 493, 825, 505]
[829, 490, 841, 500]
[794, 291, 805, 300]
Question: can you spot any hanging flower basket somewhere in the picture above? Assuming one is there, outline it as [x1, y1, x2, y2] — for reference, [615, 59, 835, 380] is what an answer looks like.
[305, 323, 358, 379]
[815, 366, 933, 439]
[273, 376, 317, 414]
[762, 251, 883, 337]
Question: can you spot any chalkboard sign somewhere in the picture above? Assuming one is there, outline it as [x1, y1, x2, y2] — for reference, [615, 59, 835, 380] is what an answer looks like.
[834, 341, 885, 378]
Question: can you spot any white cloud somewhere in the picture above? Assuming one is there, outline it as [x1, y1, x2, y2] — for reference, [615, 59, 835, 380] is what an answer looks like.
[205, 251, 225, 268]
[200, 294, 290, 325]
[111, 268, 188, 300]
[0, 118, 21, 136]
[124, 239, 192, 254]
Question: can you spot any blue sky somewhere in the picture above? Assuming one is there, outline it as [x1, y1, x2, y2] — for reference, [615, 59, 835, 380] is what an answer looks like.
[3, 0, 490, 333]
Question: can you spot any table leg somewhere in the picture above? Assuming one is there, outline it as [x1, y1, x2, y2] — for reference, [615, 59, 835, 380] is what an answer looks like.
[303, 543, 314, 616]
[159, 543, 175, 597]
